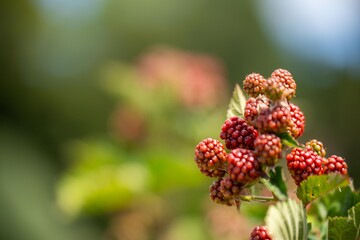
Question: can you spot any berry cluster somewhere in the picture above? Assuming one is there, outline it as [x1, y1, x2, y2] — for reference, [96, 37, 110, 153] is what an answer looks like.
[243, 70, 303, 136]
[286, 139, 349, 185]
[193, 69, 350, 239]
[194, 69, 304, 205]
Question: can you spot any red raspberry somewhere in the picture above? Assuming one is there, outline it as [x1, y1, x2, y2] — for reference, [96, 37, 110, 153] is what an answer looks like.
[209, 178, 234, 206]
[243, 73, 266, 97]
[323, 155, 348, 175]
[244, 97, 270, 129]
[219, 177, 243, 200]
[220, 116, 259, 150]
[250, 226, 272, 240]
[227, 148, 261, 185]
[289, 103, 305, 138]
[259, 105, 292, 134]
[286, 148, 324, 185]
[271, 68, 296, 100]
[254, 134, 282, 166]
[305, 139, 326, 157]
[263, 77, 288, 101]
[194, 138, 227, 178]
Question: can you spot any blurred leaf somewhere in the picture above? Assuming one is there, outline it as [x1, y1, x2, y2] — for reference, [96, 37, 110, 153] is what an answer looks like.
[66, 140, 125, 170]
[328, 202, 360, 240]
[279, 131, 302, 148]
[57, 162, 150, 216]
[0, 128, 100, 240]
[328, 217, 353, 240]
[349, 203, 360, 238]
[226, 84, 247, 119]
[306, 213, 327, 240]
[260, 166, 288, 200]
[145, 149, 203, 192]
[310, 186, 360, 218]
[296, 174, 350, 206]
[265, 198, 308, 240]
[241, 202, 268, 221]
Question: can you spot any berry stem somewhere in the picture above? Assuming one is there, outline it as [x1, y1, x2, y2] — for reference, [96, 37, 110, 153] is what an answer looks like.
[238, 195, 276, 202]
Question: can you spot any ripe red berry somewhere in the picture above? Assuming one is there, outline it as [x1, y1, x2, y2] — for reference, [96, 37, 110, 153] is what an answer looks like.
[209, 178, 234, 206]
[227, 148, 261, 185]
[259, 105, 292, 134]
[243, 73, 266, 97]
[194, 138, 227, 178]
[271, 68, 296, 100]
[244, 97, 270, 129]
[286, 148, 324, 185]
[254, 134, 282, 166]
[288, 103, 305, 138]
[323, 155, 348, 175]
[305, 139, 326, 157]
[250, 226, 272, 240]
[220, 116, 259, 150]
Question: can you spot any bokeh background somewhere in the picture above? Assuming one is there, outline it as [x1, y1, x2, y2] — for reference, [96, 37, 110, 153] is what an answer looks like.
[1, 0, 359, 239]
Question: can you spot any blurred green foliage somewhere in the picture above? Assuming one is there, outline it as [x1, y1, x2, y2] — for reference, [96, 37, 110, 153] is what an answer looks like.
[1, 0, 359, 239]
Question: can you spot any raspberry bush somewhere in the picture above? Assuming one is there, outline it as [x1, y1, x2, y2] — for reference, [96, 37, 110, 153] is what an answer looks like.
[193, 69, 360, 240]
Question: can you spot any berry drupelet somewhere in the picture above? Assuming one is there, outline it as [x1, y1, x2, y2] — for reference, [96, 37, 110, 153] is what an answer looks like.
[209, 179, 234, 206]
[244, 97, 270, 129]
[305, 139, 326, 157]
[194, 138, 227, 178]
[263, 77, 288, 101]
[323, 155, 348, 175]
[271, 68, 296, 100]
[254, 134, 282, 166]
[259, 105, 292, 134]
[243, 73, 266, 97]
[220, 116, 259, 150]
[227, 148, 262, 186]
[286, 148, 324, 185]
[219, 177, 243, 200]
[288, 103, 305, 138]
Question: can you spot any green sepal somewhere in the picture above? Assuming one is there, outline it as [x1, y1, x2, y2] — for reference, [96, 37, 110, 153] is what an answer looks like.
[260, 166, 288, 201]
[278, 131, 303, 148]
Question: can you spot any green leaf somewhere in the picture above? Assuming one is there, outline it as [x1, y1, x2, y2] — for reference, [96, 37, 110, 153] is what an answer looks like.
[328, 217, 354, 240]
[310, 186, 359, 218]
[349, 202, 360, 239]
[260, 166, 288, 201]
[296, 174, 350, 206]
[278, 131, 303, 148]
[265, 198, 308, 240]
[328, 203, 360, 240]
[226, 84, 247, 119]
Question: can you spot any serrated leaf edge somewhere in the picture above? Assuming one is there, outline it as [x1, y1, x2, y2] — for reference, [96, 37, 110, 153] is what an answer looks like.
[226, 84, 247, 119]
[296, 174, 350, 206]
